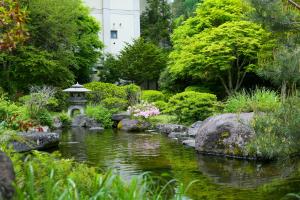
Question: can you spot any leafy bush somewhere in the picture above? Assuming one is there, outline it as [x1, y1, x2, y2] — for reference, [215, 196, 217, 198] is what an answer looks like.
[58, 112, 71, 127]
[185, 85, 211, 93]
[85, 105, 113, 128]
[247, 97, 300, 159]
[142, 90, 166, 103]
[84, 82, 127, 104]
[167, 91, 217, 123]
[149, 115, 178, 125]
[101, 97, 128, 112]
[35, 109, 53, 127]
[224, 89, 280, 113]
[154, 101, 168, 113]
[122, 84, 141, 106]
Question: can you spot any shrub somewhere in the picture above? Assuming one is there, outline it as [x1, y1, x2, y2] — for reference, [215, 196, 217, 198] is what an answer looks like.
[153, 101, 168, 113]
[128, 102, 160, 120]
[224, 89, 280, 113]
[35, 109, 53, 127]
[101, 97, 128, 112]
[142, 90, 165, 103]
[149, 115, 177, 125]
[122, 84, 141, 106]
[247, 97, 300, 160]
[185, 85, 211, 93]
[85, 105, 113, 128]
[84, 82, 126, 103]
[58, 112, 71, 127]
[167, 91, 217, 123]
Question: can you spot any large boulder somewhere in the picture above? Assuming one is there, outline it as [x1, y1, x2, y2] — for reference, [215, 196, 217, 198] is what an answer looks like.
[112, 112, 130, 128]
[118, 119, 151, 132]
[187, 121, 203, 137]
[155, 124, 187, 135]
[72, 115, 102, 128]
[0, 152, 15, 199]
[11, 132, 60, 152]
[195, 113, 255, 158]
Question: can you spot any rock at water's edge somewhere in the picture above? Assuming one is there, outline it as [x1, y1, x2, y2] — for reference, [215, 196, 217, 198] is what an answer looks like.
[118, 119, 151, 132]
[195, 113, 255, 158]
[0, 151, 15, 200]
[72, 115, 102, 128]
[187, 121, 203, 137]
[182, 139, 196, 148]
[155, 124, 187, 135]
[12, 132, 60, 152]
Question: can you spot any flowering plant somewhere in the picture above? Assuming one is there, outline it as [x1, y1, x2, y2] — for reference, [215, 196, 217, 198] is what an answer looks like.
[127, 101, 160, 119]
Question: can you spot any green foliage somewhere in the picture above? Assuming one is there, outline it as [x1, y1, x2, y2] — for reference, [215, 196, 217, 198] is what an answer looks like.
[122, 84, 141, 106]
[149, 114, 178, 125]
[99, 38, 167, 85]
[172, 0, 202, 19]
[167, 91, 217, 123]
[58, 112, 71, 127]
[35, 109, 53, 127]
[141, 0, 173, 47]
[184, 85, 211, 93]
[142, 90, 166, 103]
[0, 0, 103, 93]
[153, 101, 169, 113]
[248, 97, 300, 159]
[101, 97, 128, 112]
[169, 19, 272, 95]
[5, 150, 190, 200]
[85, 105, 113, 128]
[224, 89, 280, 113]
[84, 82, 127, 104]
[98, 54, 122, 83]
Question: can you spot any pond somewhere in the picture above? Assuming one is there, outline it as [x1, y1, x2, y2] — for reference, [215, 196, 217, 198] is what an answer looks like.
[58, 128, 300, 200]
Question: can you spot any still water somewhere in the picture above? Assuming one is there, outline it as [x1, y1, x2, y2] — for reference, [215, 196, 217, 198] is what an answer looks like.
[58, 128, 300, 200]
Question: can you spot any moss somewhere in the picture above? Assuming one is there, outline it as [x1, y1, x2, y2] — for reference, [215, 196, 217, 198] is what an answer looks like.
[117, 121, 123, 129]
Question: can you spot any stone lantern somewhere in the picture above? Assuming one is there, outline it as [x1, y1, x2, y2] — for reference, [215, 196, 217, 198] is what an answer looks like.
[63, 83, 91, 116]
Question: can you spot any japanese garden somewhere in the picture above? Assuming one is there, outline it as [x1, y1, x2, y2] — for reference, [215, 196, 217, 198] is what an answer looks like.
[1, 0, 300, 199]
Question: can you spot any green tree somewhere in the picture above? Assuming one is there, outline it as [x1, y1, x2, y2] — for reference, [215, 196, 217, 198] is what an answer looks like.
[101, 38, 167, 86]
[141, 0, 173, 47]
[172, 0, 201, 18]
[249, 0, 300, 99]
[165, 0, 273, 95]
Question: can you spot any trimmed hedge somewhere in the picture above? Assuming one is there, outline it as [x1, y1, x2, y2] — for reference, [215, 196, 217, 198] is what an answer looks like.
[167, 91, 217, 123]
[142, 90, 165, 103]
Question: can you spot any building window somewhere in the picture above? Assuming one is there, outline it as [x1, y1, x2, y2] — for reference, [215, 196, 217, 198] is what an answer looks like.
[110, 30, 118, 39]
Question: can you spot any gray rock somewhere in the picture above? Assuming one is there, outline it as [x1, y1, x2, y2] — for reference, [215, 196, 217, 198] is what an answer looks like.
[118, 119, 151, 132]
[195, 113, 255, 158]
[188, 121, 203, 137]
[0, 152, 15, 200]
[168, 132, 189, 139]
[155, 124, 187, 134]
[182, 139, 196, 148]
[89, 127, 104, 131]
[11, 132, 60, 152]
[72, 115, 102, 128]
[112, 112, 130, 122]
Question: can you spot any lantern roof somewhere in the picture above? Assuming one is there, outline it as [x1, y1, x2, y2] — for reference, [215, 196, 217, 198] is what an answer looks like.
[63, 82, 91, 93]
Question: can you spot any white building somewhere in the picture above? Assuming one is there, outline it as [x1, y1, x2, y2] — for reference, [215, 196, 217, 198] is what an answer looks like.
[84, 0, 145, 55]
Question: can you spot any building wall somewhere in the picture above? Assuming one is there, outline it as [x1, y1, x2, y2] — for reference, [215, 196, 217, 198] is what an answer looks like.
[84, 0, 143, 55]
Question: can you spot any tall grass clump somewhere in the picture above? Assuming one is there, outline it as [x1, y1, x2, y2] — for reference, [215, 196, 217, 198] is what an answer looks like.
[247, 97, 300, 160]
[224, 89, 280, 113]
[85, 105, 113, 128]
[7, 151, 193, 200]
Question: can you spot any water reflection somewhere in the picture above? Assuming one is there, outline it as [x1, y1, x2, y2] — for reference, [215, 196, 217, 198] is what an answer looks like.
[57, 128, 300, 200]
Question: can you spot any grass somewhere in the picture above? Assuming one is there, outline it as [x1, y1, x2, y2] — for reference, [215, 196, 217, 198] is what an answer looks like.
[6, 150, 195, 200]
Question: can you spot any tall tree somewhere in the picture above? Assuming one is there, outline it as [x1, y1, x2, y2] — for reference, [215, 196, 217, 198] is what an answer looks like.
[165, 0, 272, 95]
[172, 0, 201, 18]
[141, 0, 173, 48]
[0, 0, 103, 93]
[249, 0, 300, 98]
[99, 38, 167, 86]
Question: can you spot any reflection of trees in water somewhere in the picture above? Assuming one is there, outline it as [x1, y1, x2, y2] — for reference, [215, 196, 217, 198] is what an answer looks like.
[58, 129, 300, 200]
[196, 154, 299, 188]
